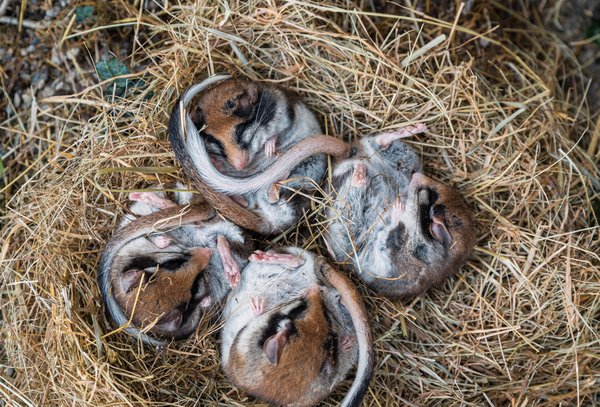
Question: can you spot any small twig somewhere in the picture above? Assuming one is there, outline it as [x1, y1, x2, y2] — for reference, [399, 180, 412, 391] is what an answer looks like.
[0, 16, 45, 29]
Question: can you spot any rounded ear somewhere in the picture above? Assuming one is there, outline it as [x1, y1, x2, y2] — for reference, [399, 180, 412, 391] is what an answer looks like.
[237, 85, 258, 112]
[263, 322, 292, 365]
[154, 309, 183, 334]
[189, 106, 205, 126]
[430, 218, 452, 247]
[121, 269, 144, 293]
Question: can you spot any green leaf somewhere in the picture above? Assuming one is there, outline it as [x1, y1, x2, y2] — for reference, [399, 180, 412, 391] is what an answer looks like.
[96, 57, 130, 83]
[96, 57, 132, 96]
[96, 57, 151, 100]
[0, 159, 4, 177]
[75, 6, 95, 23]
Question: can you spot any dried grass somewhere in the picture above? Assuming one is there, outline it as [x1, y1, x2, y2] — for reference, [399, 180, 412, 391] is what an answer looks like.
[1, 1, 599, 406]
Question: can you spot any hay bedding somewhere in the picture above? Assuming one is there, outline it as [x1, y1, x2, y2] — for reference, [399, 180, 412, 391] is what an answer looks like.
[1, 1, 599, 405]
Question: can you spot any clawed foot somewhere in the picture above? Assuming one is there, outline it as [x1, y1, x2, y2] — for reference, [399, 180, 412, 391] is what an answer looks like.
[129, 191, 176, 210]
[375, 123, 427, 147]
[351, 163, 367, 187]
[250, 296, 265, 316]
[390, 197, 404, 225]
[264, 136, 277, 158]
[150, 235, 171, 249]
[217, 235, 240, 287]
[231, 195, 249, 208]
[249, 250, 305, 268]
[341, 336, 354, 352]
[267, 182, 281, 203]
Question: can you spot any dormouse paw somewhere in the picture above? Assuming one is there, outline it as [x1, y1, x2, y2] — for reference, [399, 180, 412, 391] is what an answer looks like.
[264, 136, 277, 158]
[390, 197, 404, 225]
[267, 183, 281, 203]
[351, 163, 367, 187]
[375, 123, 427, 147]
[250, 296, 265, 316]
[231, 195, 249, 208]
[341, 336, 355, 352]
[149, 235, 172, 249]
[129, 191, 177, 210]
[249, 250, 305, 268]
[217, 235, 240, 287]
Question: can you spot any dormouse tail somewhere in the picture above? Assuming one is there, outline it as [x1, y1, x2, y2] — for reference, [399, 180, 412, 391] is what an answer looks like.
[317, 258, 373, 407]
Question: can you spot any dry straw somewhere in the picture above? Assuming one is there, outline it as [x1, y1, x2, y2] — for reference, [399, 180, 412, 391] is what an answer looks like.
[1, 1, 599, 406]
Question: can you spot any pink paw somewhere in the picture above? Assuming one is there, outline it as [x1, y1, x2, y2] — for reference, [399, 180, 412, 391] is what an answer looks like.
[217, 235, 240, 287]
[231, 195, 249, 208]
[250, 296, 265, 316]
[129, 191, 176, 210]
[267, 183, 281, 203]
[390, 197, 404, 224]
[341, 336, 354, 352]
[249, 250, 305, 268]
[264, 136, 277, 158]
[351, 163, 367, 187]
[375, 123, 427, 147]
[151, 235, 171, 249]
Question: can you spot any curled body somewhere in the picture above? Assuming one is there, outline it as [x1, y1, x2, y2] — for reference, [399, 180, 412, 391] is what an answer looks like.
[324, 125, 477, 298]
[221, 248, 373, 407]
[98, 188, 254, 345]
[168, 75, 349, 234]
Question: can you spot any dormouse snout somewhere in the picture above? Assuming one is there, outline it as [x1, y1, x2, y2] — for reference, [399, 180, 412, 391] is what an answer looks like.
[229, 149, 249, 170]
[190, 247, 213, 270]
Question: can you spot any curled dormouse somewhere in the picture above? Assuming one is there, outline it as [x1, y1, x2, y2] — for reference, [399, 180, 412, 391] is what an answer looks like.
[324, 125, 477, 298]
[98, 188, 254, 345]
[168, 75, 349, 234]
[221, 248, 373, 407]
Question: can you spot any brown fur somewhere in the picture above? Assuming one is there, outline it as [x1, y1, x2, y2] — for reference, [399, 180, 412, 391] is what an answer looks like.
[113, 248, 211, 336]
[229, 289, 330, 406]
[170, 78, 350, 234]
[190, 80, 259, 169]
[371, 177, 477, 298]
[98, 204, 217, 341]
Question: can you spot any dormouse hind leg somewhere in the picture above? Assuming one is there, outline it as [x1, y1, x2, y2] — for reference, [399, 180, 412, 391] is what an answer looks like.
[375, 123, 427, 147]
[249, 250, 305, 268]
[217, 235, 240, 287]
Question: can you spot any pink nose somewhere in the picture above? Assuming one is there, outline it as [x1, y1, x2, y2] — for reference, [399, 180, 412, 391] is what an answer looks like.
[231, 151, 249, 170]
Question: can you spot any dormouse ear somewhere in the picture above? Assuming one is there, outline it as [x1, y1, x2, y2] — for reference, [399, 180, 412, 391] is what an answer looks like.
[189, 106, 205, 126]
[122, 269, 144, 294]
[430, 216, 452, 247]
[263, 322, 292, 365]
[237, 85, 258, 112]
[154, 309, 183, 334]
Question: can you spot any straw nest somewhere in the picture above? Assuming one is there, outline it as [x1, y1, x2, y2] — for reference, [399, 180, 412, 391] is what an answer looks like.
[1, 1, 599, 405]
